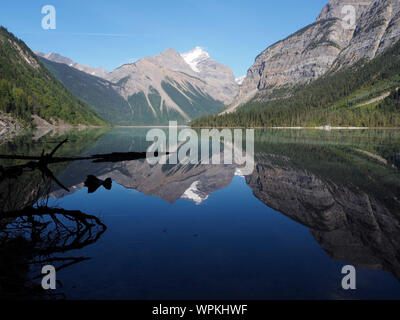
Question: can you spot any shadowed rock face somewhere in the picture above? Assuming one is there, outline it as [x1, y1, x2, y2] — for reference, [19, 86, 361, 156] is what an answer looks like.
[246, 152, 400, 281]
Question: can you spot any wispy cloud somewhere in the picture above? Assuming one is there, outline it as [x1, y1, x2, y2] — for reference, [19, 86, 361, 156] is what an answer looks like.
[16, 31, 139, 37]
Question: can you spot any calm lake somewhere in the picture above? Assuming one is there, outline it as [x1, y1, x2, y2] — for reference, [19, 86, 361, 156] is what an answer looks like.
[1, 128, 400, 299]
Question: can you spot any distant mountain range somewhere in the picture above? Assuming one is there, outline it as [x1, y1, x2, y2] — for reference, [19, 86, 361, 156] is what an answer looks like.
[35, 52, 109, 78]
[36, 47, 238, 125]
[193, 0, 400, 128]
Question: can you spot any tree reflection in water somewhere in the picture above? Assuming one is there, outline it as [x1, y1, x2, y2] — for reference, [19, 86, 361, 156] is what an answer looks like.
[0, 140, 109, 299]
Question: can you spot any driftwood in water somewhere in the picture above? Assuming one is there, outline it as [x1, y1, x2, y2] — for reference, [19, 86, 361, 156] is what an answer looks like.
[0, 139, 72, 191]
[0, 139, 166, 192]
[0, 140, 166, 164]
[0, 139, 111, 299]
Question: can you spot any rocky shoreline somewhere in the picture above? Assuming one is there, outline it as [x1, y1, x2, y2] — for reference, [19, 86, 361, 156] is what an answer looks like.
[0, 113, 23, 140]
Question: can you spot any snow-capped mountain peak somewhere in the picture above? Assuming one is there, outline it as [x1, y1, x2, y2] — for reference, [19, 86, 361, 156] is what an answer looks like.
[235, 76, 245, 85]
[181, 47, 210, 73]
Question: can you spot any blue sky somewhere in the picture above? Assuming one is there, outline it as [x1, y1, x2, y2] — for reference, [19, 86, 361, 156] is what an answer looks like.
[1, 0, 328, 77]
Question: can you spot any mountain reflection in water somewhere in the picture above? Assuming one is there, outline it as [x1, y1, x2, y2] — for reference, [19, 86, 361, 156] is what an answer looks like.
[1, 128, 400, 299]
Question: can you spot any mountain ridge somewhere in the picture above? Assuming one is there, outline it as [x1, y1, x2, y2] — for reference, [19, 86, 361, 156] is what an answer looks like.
[37, 47, 238, 125]
[35, 51, 109, 78]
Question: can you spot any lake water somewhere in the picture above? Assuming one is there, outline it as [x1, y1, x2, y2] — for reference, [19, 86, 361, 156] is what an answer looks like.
[1, 128, 400, 300]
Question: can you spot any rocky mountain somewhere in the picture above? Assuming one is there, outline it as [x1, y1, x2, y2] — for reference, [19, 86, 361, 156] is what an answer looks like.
[35, 51, 109, 78]
[153, 47, 194, 74]
[0, 27, 106, 127]
[228, 0, 400, 112]
[36, 47, 238, 125]
[181, 47, 239, 103]
[0, 112, 22, 139]
[105, 47, 238, 124]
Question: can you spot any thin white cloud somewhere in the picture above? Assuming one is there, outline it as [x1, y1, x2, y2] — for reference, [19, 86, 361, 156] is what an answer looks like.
[16, 31, 139, 37]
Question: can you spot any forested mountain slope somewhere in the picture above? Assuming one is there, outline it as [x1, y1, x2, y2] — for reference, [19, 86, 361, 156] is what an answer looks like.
[0, 27, 106, 127]
[192, 39, 400, 127]
[39, 57, 134, 125]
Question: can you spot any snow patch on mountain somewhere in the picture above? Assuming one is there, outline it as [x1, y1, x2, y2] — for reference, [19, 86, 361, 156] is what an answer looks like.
[235, 76, 245, 85]
[181, 180, 209, 204]
[181, 47, 210, 73]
